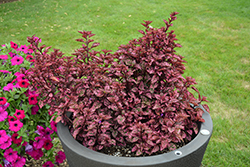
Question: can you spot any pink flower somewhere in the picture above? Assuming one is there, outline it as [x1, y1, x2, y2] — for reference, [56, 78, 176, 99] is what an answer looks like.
[18, 79, 30, 88]
[43, 161, 55, 167]
[0, 135, 12, 149]
[11, 56, 24, 65]
[7, 115, 17, 122]
[28, 94, 38, 105]
[26, 55, 35, 62]
[0, 110, 8, 122]
[50, 120, 57, 132]
[26, 48, 33, 55]
[11, 133, 22, 146]
[0, 102, 9, 112]
[0, 70, 11, 74]
[43, 139, 53, 150]
[0, 130, 9, 145]
[17, 45, 28, 53]
[31, 105, 39, 115]
[3, 83, 13, 91]
[10, 41, 18, 49]
[0, 97, 7, 105]
[9, 120, 23, 132]
[55, 151, 66, 164]
[14, 109, 25, 119]
[11, 156, 26, 167]
[8, 52, 16, 57]
[4, 147, 18, 163]
[0, 55, 8, 60]
[27, 148, 43, 160]
[33, 136, 45, 149]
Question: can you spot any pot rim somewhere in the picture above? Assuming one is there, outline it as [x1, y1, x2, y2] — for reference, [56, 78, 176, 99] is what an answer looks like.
[57, 104, 213, 166]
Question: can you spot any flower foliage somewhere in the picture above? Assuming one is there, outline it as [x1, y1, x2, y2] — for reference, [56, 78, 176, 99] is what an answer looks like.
[26, 12, 209, 156]
[0, 41, 65, 166]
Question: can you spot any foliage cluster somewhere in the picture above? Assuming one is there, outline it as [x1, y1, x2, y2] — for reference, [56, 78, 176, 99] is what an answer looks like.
[26, 12, 209, 156]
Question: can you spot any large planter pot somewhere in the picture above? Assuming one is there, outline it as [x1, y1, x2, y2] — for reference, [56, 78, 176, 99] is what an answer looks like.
[57, 104, 213, 167]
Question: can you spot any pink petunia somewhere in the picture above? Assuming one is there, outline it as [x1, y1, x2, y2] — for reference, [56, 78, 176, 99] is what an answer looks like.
[26, 48, 33, 55]
[43, 139, 53, 150]
[14, 109, 25, 119]
[18, 79, 30, 88]
[26, 55, 35, 62]
[42, 161, 55, 167]
[28, 94, 38, 105]
[11, 156, 26, 167]
[0, 135, 12, 149]
[50, 120, 57, 132]
[7, 115, 17, 122]
[31, 105, 39, 115]
[0, 130, 9, 145]
[17, 45, 28, 53]
[0, 102, 10, 112]
[0, 110, 8, 122]
[0, 97, 7, 105]
[3, 83, 14, 91]
[11, 133, 22, 146]
[8, 52, 16, 57]
[0, 70, 11, 74]
[0, 55, 8, 60]
[10, 41, 18, 49]
[11, 56, 24, 65]
[55, 151, 66, 164]
[27, 148, 43, 160]
[33, 136, 45, 149]
[9, 120, 23, 132]
[4, 147, 18, 163]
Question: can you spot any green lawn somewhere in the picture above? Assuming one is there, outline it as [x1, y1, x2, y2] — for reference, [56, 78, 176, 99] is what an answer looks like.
[1, 0, 249, 166]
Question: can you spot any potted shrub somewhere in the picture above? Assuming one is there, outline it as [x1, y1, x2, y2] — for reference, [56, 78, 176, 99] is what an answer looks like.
[25, 12, 212, 167]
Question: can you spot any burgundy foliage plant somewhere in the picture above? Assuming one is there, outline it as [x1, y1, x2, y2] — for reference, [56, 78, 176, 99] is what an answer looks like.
[25, 12, 209, 156]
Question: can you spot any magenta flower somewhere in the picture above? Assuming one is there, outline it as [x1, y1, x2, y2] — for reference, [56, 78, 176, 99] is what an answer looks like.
[7, 115, 17, 122]
[0, 110, 8, 122]
[26, 48, 33, 55]
[26, 55, 35, 62]
[12, 156, 26, 167]
[17, 45, 28, 53]
[3, 83, 14, 91]
[27, 148, 43, 160]
[50, 120, 57, 132]
[9, 119, 23, 132]
[14, 109, 25, 119]
[43, 139, 53, 150]
[43, 161, 55, 167]
[11, 56, 24, 66]
[11, 133, 22, 146]
[4, 147, 18, 163]
[28, 94, 38, 105]
[8, 52, 16, 57]
[0, 97, 7, 105]
[18, 79, 30, 88]
[31, 105, 39, 115]
[0, 70, 11, 74]
[0, 55, 8, 60]
[0, 135, 12, 149]
[55, 151, 66, 164]
[10, 41, 18, 49]
[33, 136, 45, 149]
[0, 130, 9, 145]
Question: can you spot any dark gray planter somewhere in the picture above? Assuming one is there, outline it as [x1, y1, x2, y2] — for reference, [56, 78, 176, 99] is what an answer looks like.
[57, 105, 213, 167]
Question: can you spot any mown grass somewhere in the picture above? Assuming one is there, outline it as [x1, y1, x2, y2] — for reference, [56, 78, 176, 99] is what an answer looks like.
[0, 0, 249, 166]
